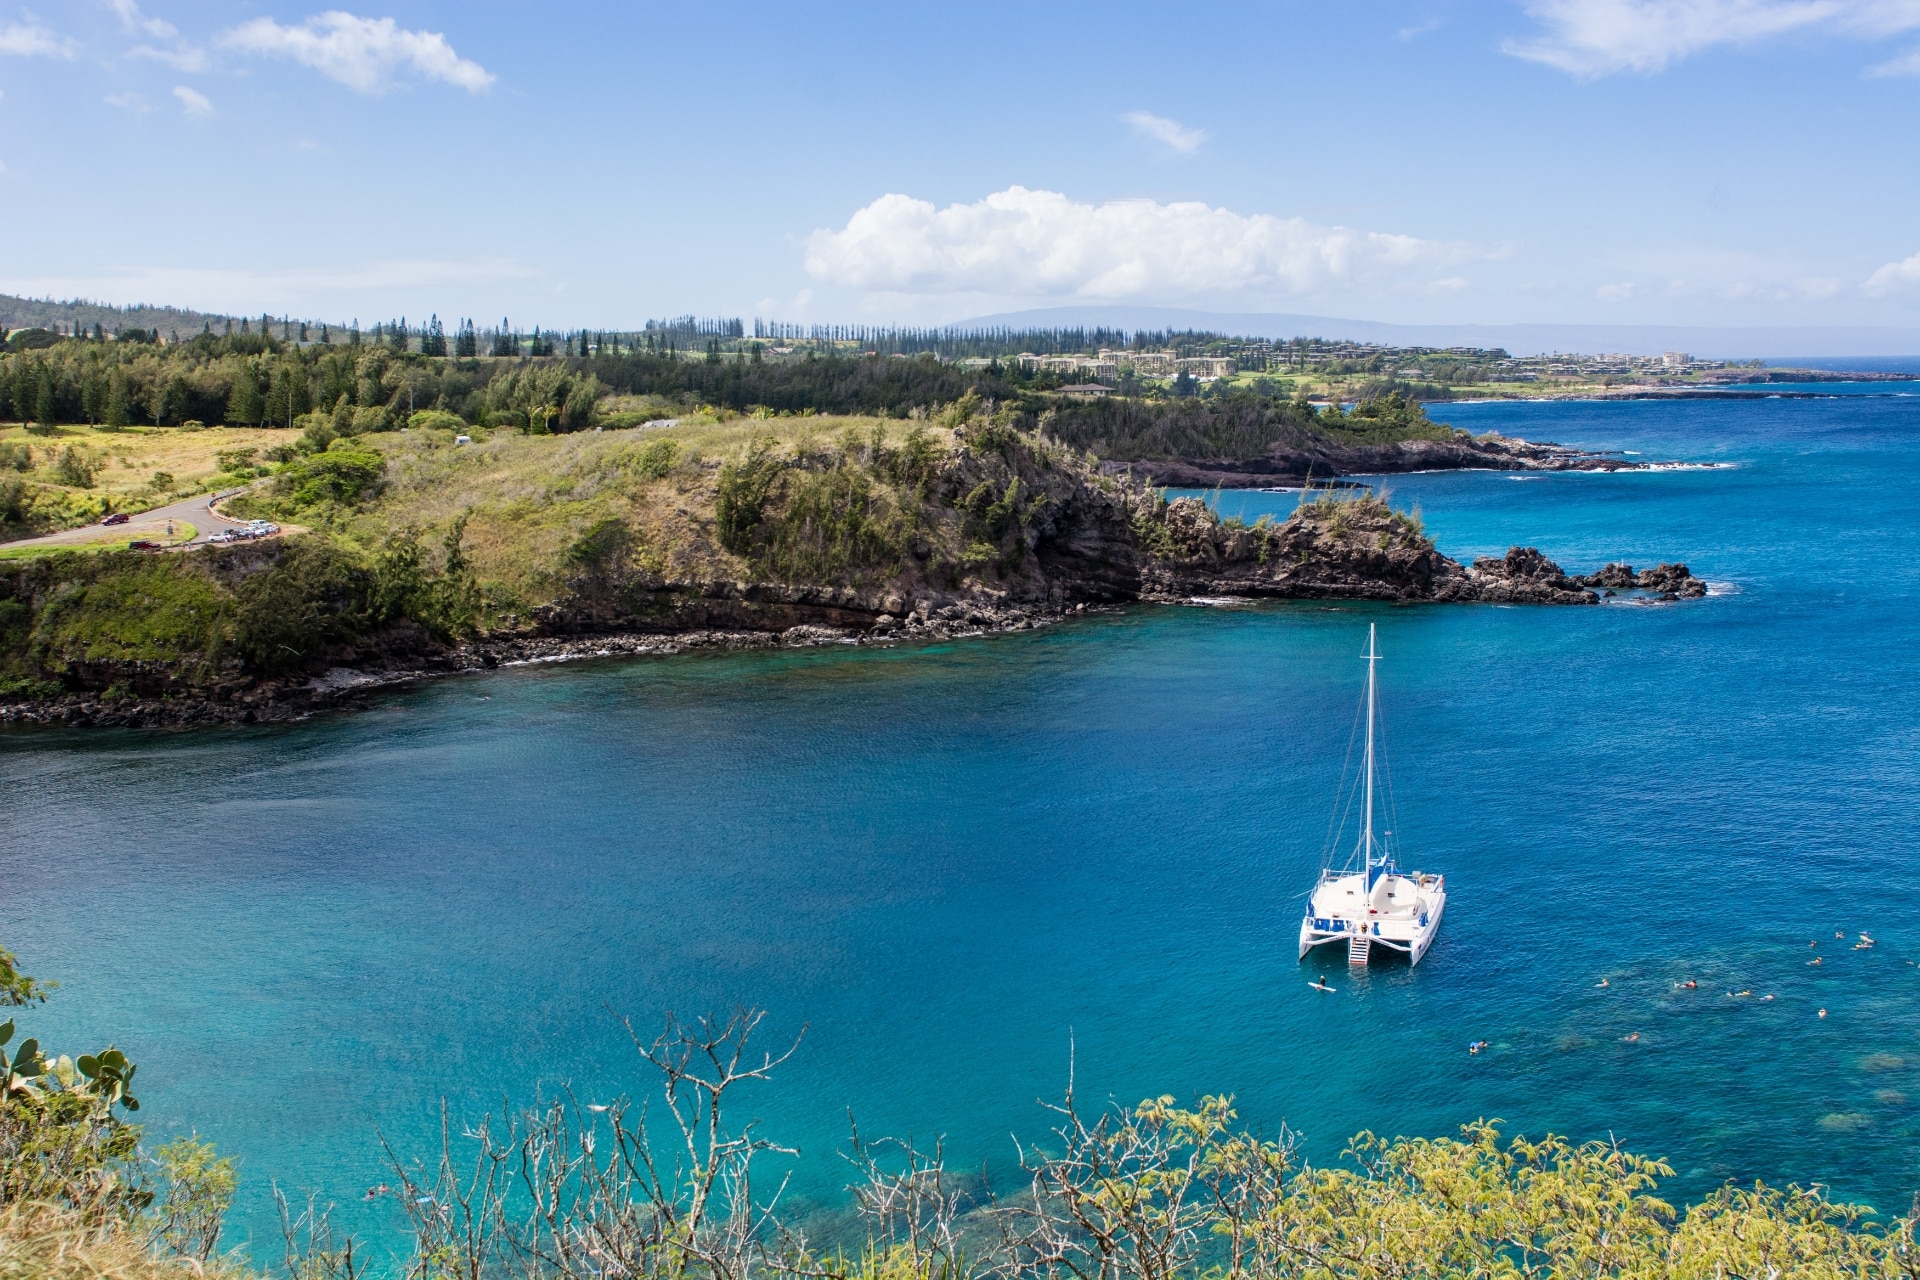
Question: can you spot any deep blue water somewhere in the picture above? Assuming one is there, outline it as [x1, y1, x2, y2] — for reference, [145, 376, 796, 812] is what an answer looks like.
[8, 394, 1920, 1260]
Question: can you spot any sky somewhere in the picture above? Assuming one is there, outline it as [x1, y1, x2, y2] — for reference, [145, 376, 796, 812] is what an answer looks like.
[5, 1, 1920, 333]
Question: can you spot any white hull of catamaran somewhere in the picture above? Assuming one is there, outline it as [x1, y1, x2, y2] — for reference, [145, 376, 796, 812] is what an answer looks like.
[1297, 876, 1446, 967]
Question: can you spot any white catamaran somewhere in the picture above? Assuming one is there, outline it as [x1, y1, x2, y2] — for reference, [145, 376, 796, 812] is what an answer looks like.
[1298, 624, 1447, 968]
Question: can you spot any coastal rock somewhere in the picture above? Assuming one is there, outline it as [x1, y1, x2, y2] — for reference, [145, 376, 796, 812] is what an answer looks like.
[1636, 562, 1708, 598]
[1577, 562, 1640, 590]
[1460, 547, 1597, 605]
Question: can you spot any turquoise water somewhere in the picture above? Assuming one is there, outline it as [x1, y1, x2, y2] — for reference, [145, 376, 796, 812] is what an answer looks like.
[7, 394, 1920, 1258]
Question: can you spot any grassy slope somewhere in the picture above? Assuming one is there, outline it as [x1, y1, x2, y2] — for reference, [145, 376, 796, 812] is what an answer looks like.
[238, 416, 964, 612]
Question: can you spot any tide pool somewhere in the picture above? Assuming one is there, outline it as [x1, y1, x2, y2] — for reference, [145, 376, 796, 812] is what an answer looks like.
[6, 393, 1920, 1260]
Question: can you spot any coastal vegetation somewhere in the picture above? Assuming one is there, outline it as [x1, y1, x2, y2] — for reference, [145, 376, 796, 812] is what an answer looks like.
[0, 391, 1660, 719]
[0, 325, 1478, 541]
[0, 944, 1910, 1280]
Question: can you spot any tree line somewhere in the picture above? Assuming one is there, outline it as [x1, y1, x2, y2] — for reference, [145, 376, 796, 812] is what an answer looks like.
[0, 330, 1454, 462]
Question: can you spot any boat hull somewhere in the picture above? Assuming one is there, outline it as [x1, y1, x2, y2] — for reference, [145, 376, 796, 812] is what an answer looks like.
[1298, 873, 1445, 968]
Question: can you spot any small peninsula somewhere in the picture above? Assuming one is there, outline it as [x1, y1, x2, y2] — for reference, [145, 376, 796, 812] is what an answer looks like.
[0, 399, 1703, 727]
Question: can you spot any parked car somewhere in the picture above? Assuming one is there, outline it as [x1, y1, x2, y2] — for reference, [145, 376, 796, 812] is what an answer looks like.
[100, 512, 129, 526]
[127, 540, 158, 551]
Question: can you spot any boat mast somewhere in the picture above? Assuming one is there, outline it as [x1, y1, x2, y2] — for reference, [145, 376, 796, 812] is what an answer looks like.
[1362, 623, 1377, 881]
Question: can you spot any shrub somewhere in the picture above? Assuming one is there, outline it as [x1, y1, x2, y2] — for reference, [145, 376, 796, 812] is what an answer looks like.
[231, 538, 373, 674]
[0, 475, 26, 525]
[50, 447, 95, 488]
[628, 438, 679, 480]
[714, 433, 782, 554]
[277, 443, 385, 509]
[407, 409, 467, 433]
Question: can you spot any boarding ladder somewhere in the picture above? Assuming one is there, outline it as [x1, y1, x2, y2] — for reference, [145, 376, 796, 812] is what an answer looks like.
[1348, 931, 1372, 967]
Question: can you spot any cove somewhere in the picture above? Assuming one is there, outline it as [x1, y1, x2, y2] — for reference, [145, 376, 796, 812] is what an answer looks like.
[6, 392, 1920, 1259]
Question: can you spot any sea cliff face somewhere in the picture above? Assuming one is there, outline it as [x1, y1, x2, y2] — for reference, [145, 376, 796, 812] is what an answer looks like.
[0, 422, 1703, 727]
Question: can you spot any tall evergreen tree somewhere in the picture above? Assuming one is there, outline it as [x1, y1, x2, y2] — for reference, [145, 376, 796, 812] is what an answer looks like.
[33, 364, 56, 432]
[227, 362, 264, 426]
[104, 368, 130, 428]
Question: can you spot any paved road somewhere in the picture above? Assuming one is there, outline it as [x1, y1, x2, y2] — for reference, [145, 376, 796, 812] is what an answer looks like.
[1, 488, 252, 551]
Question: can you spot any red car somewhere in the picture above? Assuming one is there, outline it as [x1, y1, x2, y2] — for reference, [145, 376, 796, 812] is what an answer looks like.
[100, 512, 129, 525]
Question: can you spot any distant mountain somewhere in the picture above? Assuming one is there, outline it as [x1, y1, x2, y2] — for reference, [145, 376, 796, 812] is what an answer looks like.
[954, 305, 1920, 360]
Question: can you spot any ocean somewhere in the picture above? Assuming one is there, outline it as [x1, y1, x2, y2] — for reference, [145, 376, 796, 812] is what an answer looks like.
[6, 393, 1920, 1259]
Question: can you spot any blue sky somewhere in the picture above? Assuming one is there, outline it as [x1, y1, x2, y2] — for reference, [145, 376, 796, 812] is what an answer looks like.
[5, 1, 1920, 331]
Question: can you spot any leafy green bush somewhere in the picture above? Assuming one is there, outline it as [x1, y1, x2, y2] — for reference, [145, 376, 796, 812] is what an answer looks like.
[275, 443, 385, 509]
[627, 438, 679, 480]
[231, 538, 373, 674]
[50, 446, 95, 488]
[714, 433, 782, 554]
[407, 409, 467, 433]
[0, 475, 27, 525]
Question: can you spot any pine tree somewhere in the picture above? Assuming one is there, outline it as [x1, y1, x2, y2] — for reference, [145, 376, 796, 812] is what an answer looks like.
[104, 368, 130, 429]
[33, 364, 56, 433]
[227, 362, 264, 425]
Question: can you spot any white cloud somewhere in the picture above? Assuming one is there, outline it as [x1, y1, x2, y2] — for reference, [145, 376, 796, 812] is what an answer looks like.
[172, 84, 211, 116]
[1505, 0, 1920, 76]
[109, 0, 176, 40]
[218, 11, 494, 94]
[0, 21, 75, 58]
[803, 186, 1480, 303]
[109, 0, 209, 71]
[1866, 249, 1920, 293]
[1124, 110, 1207, 154]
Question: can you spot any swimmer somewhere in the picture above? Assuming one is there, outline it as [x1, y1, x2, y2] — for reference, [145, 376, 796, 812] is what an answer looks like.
[1761, 994, 1775, 1001]
[1734, 989, 1752, 998]
[1861, 933, 1875, 944]
[1809, 956, 1823, 966]
[1623, 1032, 1640, 1042]
[1684, 979, 1697, 989]
[1596, 978, 1610, 987]
[1310, 978, 1334, 993]
[1819, 1008, 1829, 1019]
[363, 1184, 391, 1201]
[1838, 930, 1847, 939]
